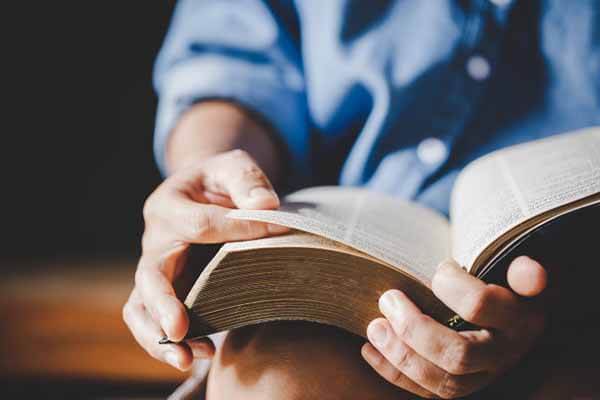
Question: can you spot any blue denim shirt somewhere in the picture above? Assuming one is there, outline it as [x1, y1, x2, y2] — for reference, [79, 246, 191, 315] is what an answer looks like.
[154, 0, 600, 215]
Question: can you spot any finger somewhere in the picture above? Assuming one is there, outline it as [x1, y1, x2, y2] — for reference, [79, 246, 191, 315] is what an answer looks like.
[187, 338, 216, 359]
[432, 260, 522, 329]
[122, 290, 194, 370]
[201, 149, 280, 210]
[361, 343, 437, 399]
[136, 255, 189, 342]
[507, 256, 547, 297]
[366, 319, 489, 399]
[202, 191, 236, 208]
[163, 197, 288, 243]
[378, 289, 496, 374]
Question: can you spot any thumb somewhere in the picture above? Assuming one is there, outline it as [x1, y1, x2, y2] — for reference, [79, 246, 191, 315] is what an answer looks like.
[507, 256, 548, 297]
[202, 150, 280, 210]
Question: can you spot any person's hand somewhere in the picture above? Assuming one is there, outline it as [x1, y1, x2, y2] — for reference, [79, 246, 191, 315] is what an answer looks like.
[362, 256, 547, 399]
[123, 149, 288, 371]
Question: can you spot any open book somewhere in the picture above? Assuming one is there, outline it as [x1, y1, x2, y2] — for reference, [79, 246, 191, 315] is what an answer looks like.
[181, 127, 600, 339]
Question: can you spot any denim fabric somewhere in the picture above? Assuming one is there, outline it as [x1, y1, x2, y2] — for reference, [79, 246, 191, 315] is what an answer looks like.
[154, 0, 600, 214]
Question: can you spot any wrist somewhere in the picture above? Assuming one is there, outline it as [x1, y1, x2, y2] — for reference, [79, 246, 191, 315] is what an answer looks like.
[165, 101, 283, 182]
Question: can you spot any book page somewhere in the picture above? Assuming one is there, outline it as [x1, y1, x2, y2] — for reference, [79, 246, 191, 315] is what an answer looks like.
[228, 187, 450, 283]
[223, 231, 385, 263]
[451, 127, 600, 269]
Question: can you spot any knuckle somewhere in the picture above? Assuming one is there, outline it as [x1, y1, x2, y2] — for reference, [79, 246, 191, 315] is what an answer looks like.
[389, 368, 406, 387]
[224, 149, 268, 182]
[240, 163, 266, 182]
[134, 266, 150, 290]
[140, 231, 156, 253]
[142, 195, 157, 222]
[389, 342, 411, 370]
[122, 301, 134, 325]
[410, 366, 429, 388]
[436, 375, 465, 399]
[461, 286, 492, 322]
[185, 209, 212, 240]
[391, 314, 413, 340]
[227, 148, 250, 162]
[134, 268, 142, 287]
[442, 339, 472, 375]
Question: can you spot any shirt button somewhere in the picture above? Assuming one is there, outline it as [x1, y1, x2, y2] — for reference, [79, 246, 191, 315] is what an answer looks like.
[417, 137, 448, 165]
[466, 55, 491, 81]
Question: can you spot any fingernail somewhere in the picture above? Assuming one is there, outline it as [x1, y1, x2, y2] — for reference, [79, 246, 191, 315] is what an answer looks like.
[367, 322, 388, 347]
[267, 223, 289, 234]
[379, 290, 397, 313]
[164, 351, 179, 369]
[249, 187, 275, 200]
[160, 316, 173, 337]
[361, 343, 381, 364]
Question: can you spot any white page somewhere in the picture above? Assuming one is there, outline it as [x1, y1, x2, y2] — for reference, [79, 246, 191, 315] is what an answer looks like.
[229, 186, 450, 283]
[451, 126, 600, 268]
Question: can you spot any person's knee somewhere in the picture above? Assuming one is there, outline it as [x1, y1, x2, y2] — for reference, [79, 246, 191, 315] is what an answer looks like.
[206, 321, 409, 400]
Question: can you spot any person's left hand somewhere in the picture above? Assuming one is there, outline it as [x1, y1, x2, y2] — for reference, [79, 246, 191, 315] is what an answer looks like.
[361, 256, 548, 399]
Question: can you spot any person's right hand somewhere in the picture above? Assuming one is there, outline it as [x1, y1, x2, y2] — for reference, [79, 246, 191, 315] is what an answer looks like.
[123, 149, 288, 371]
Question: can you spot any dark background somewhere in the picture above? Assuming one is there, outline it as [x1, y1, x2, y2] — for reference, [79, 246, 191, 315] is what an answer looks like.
[3, 3, 176, 261]
[1, 5, 185, 396]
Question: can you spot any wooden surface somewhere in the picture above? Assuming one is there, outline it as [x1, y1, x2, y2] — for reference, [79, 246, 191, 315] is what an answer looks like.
[0, 259, 186, 383]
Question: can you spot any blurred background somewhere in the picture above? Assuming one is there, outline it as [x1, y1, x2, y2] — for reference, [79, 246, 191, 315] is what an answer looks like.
[1, 2, 187, 398]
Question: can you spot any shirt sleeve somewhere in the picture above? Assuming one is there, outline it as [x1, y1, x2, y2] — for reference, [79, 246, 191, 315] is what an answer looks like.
[153, 0, 309, 180]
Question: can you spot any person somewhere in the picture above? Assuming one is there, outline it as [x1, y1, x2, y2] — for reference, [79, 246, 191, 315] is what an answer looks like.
[205, 321, 412, 400]
[123, 1, 600, 398]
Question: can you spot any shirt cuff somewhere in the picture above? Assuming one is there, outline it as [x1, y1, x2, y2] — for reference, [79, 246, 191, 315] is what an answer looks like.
[153, 55, 310, 184]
